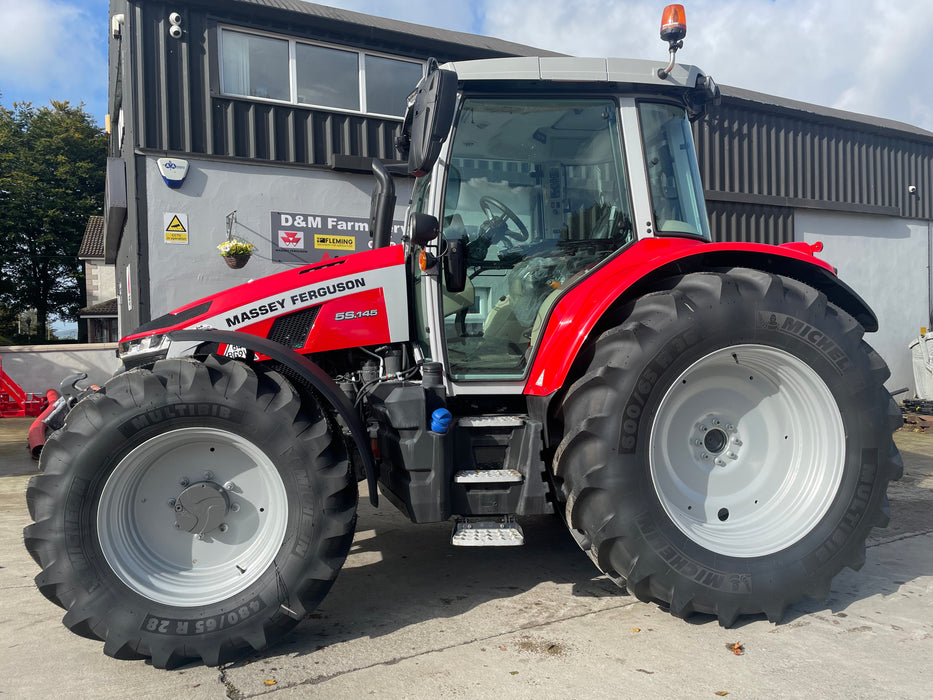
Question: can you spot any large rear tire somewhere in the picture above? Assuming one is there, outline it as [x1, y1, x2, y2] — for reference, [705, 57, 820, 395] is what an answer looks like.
[24, 356, 357, 667]
[554, 268, 901, 625]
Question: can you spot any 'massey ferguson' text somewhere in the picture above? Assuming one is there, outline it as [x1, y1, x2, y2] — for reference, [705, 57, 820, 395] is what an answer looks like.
[223, 277, 367, 328]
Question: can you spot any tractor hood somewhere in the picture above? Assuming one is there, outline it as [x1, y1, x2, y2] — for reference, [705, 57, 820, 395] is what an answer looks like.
[119, 245, 409, 364]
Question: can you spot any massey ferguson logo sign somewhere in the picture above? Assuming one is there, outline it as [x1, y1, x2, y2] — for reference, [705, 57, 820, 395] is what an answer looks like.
[271, 211, 403, 264]
[278, 230, 304, 249]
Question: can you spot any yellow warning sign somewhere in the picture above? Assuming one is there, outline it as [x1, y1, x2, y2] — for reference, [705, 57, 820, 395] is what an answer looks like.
[164, 213, 189, 245]
[314, 234, 355, 251]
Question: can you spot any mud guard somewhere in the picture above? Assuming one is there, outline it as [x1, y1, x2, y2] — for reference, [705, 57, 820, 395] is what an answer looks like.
[525, 238, 878, 397]
[167, 328, 378, 506]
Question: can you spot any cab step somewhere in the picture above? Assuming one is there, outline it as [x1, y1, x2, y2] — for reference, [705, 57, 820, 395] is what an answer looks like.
[457, 415, 525, 428]
[451, 516, 524, 546]
[454, 469, 523, 484]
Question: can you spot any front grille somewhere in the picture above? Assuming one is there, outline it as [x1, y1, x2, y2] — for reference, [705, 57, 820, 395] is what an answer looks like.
[268, 307, 320, 349]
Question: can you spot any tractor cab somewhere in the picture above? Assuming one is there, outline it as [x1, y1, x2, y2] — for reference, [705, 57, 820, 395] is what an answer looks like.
[389, 56, 717, 388]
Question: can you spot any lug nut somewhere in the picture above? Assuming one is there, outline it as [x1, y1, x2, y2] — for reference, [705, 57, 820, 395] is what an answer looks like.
[179, 477, 189, 487]
[219, 523, 228, 533]
[230, 503, 240, 512]
[204, 471, 214, 480]
[168, 498, 176, 508]
[224, 481, 236, 491]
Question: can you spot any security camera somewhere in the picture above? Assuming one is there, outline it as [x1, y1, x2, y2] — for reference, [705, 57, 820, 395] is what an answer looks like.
[908, 185, 918, 195]
[169, 24, 183, 38]
[169, 12, 182, 25]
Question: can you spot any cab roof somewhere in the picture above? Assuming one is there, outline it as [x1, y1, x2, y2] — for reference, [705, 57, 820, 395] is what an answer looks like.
[441, 56, 706, 90]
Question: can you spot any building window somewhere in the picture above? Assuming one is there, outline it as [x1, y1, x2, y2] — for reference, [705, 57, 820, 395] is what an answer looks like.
[88, 317, 119, 343]
[364, 55, 424, 117]
[221, 31, 290, 101]
[296, 43, 360, 111]
[219, 28, 423, 118]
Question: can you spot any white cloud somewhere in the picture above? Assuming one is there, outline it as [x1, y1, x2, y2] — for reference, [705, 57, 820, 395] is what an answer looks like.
[0, 0, 107, 111]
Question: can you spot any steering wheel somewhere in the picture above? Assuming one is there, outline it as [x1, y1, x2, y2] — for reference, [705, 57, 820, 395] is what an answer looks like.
[479, 196, 529, 242]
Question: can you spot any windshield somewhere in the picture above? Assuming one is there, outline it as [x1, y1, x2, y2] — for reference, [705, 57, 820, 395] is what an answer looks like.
[440, 97, 634, 380]
[638, 102, 710, 239]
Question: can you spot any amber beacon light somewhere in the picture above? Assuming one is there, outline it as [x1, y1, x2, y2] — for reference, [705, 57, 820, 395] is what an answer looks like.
[657, 4, 687, 79]
[660, 4, 686, 42]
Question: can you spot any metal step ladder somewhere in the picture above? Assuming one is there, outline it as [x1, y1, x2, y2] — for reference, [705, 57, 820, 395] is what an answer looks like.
[451, 515, 524, 546]
[449, 415, 528, 546]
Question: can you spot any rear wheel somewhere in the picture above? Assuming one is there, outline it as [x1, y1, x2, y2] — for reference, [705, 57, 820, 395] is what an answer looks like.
[24, 356, 357, 667]
[554, 268, 901, 625]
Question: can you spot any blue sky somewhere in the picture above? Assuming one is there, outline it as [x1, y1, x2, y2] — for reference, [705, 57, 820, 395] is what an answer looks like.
[2, 0, 932, 131]
[1, 0, 109, 124]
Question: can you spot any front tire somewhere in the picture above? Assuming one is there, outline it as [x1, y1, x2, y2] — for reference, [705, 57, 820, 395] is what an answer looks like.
[24, 356, 357, 667]
[554, 269, 901, 625]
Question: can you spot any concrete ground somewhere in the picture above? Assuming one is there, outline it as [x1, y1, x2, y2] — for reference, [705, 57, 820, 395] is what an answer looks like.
[1, 415, 931, 699]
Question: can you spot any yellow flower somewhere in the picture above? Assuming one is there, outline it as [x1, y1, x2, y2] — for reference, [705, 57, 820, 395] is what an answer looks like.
[217, 239, 256, 256]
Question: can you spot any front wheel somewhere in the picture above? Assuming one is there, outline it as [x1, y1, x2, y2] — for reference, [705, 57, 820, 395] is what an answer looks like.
[554, 268, 901, 625]
[24, 356, 357, 667]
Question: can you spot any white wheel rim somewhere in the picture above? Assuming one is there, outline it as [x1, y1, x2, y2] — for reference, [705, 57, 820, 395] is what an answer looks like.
[649, 344, 845, 558]
[97, 427, 289, 606]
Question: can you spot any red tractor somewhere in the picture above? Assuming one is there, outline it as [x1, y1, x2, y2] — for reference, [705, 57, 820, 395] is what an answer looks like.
[25, 8, 900, 668]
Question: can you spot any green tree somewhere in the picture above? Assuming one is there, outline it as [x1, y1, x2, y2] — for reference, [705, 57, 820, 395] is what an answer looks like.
[0, 100, 106, 341]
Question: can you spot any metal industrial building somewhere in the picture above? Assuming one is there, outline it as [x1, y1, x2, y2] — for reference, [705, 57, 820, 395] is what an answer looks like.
[104, 0, 933, 391]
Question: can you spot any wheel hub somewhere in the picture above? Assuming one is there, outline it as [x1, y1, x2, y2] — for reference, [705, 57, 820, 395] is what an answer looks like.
[691, 415, 742, 467]
[173, 481, 230, 535]
[703, 428, 728, 454]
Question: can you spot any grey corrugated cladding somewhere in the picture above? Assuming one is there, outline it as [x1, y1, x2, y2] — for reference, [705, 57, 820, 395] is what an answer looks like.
[696, 87, 933, 242]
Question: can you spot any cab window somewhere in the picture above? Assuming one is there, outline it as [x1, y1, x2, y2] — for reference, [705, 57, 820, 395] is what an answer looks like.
[441, 97, 634, 381]
[638, 102, 710, 239]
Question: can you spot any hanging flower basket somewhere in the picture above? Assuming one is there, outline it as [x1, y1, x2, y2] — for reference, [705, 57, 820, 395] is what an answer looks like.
[218, 239, 256, 269]
[223, 254, 251, 269]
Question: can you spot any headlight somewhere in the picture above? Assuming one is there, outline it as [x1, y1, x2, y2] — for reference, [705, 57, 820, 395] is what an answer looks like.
[118, 334, 170, 363]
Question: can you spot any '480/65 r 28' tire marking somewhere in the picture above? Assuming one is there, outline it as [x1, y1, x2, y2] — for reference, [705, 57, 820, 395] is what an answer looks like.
[142, 597, 264, 636]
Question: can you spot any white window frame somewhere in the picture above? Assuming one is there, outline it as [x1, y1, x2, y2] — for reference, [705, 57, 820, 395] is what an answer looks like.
[218, 26, 425, 120]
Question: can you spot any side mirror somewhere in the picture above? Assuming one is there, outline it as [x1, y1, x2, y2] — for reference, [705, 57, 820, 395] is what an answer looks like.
[444, 238, 467, 293]
[410, 213, 439, 247]
[396, 59, 458, 177]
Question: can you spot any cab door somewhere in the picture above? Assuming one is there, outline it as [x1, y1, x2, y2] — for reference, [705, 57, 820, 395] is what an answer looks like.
[435, 96, 636, 383]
